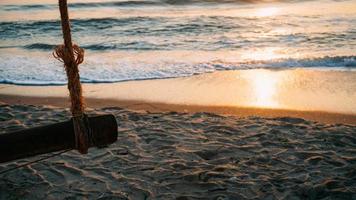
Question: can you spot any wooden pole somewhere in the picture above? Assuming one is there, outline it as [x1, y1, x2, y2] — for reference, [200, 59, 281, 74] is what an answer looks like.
[0, 115, 118, 163]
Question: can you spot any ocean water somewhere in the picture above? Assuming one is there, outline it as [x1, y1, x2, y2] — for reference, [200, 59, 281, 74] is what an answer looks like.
[0, 0, 355, 85]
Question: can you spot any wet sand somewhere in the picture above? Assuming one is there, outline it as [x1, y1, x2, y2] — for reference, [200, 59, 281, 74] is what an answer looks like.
[1, 69, 356, 125]
[0, 103, 355, 199]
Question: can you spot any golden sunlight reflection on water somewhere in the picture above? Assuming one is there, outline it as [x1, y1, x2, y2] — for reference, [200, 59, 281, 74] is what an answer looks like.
[2, 0, 355, 22]
[234, 69, 356, 113]
[237, 70, 283, 109]
[249, 71, 279, 108]
[254, 7, 279, 17]
[240, 47, 285, 61]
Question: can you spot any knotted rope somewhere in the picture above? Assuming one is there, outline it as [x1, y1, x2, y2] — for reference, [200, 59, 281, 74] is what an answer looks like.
[54, 0, 91, 154]
[53, 44, 84, 67]
[53, 44, 85, 115]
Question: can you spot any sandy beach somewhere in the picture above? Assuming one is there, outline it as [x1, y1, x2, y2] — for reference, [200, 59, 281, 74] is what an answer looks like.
[0, 103, 355, 199]
[1, 0, 356, 198]
[0, 69, 356, 199]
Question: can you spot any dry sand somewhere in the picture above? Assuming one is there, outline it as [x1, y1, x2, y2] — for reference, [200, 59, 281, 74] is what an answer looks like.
[0, 103, 355, 199]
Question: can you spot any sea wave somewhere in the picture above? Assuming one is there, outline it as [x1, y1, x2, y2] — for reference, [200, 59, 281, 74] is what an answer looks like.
[0, 0, 355, 86]
[24, 43, 57, 50]
[0, 16, 239, 34]
[0, 17, 163, 38]
[1, 16, 354, 52]
[1, 0, 305, 11]
[23, 42, 166, 51]
[228, 56, 356, 68]
[0, 55, 354, 85]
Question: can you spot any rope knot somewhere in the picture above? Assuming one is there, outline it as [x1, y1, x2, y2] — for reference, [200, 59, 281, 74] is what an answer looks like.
[53, 44, 84, 66]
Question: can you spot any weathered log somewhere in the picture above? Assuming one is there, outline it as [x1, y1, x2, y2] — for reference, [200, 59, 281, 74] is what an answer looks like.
[0, 115, 118, 163]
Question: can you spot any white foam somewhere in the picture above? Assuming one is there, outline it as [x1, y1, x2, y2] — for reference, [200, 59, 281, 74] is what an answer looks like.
[0, 49, 355, 85]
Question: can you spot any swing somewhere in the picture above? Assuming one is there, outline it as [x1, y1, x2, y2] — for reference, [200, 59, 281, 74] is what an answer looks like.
[0, 0, 118, 163]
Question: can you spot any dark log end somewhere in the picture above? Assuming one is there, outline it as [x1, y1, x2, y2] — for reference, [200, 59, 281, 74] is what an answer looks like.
[88, 114, 118, 147]
[0, 114, 118, 163]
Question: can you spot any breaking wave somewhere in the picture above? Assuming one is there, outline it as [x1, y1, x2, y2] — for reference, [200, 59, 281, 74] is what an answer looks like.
[0, 55, 354, 85]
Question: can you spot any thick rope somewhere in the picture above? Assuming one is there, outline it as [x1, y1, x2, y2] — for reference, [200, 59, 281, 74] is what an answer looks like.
[54, 0, 90, 154]
[53, 44, 85, 116]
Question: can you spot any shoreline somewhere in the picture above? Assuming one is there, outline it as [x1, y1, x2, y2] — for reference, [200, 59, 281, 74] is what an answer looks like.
[1, 69, 355, 125]
[1, 94, 355, 125]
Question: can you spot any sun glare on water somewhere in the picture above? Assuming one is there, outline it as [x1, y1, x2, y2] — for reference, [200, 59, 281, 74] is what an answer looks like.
[255, 7, 279, 17]
[243, 70, 280, 108]
[241, 47, 284, 61]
